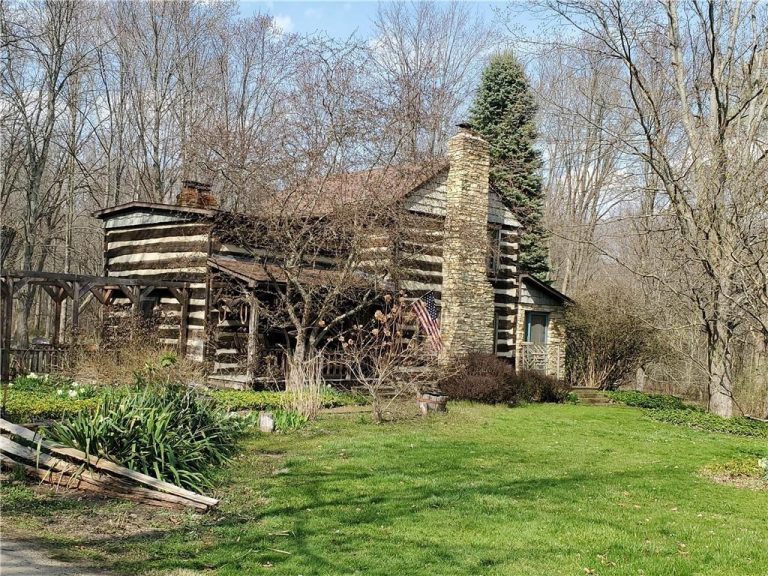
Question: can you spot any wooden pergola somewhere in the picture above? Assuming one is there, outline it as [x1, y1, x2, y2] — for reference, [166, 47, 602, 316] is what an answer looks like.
[0, 270, 191, 382]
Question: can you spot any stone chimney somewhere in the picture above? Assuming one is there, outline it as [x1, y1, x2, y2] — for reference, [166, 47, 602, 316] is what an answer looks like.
[439, 125, 495, 363]
[177, 180, 217, 209]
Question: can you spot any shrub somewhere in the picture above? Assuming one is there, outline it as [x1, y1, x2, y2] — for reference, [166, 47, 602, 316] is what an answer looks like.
[564, 289, 661, 390]
[73, 328, 202, 387]
[47, 385, 253, 492]
[320, 388, 368, 408]
[607, 390, 689, 410]
[4, 392, 99, 423]
[440, 355, 568, 405]
[701, 457, 768, 480]
[440, 354, 525, 405]
[206, 389, 366, 412]
[521, 370, 570, 403]
[607, 390, 768, 437]
[7, 373, 58, 393]
[340, 295, 441, 422]
[272, 408, 309, 432]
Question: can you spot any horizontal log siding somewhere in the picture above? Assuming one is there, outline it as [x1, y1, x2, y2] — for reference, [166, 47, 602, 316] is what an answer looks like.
[210, 237, 339, 268]
[393, 213, 520, 360]
[494, 229, 519, 359]
[206, 278, 249, 376]
[103, 219, 212, 361]
[394, 220, 444, 297]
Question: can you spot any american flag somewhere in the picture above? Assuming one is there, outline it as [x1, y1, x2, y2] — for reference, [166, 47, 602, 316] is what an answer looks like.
[412, 292, 443, 352]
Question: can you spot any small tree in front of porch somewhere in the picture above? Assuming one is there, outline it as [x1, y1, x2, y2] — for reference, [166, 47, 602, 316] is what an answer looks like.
[338, 293, 440, 422]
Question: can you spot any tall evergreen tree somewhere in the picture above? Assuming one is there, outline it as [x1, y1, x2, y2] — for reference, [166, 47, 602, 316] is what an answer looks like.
[469, 52, 550, 279]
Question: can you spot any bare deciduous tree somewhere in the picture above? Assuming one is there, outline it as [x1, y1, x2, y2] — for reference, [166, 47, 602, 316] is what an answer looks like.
[532, 39, 634, 294]
[372, 0, 498, 158]
[533, 0, 768, 416]
[340, 294, 440, 422]
[0, 0, 93, 343]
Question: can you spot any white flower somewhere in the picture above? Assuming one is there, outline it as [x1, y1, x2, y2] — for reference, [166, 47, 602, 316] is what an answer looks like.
[28, 373, 38, 379]
[79, 388, 86, 395]
[68, 389, 78, 398]
[70, 381, 79, 388]
[57, 389, 64, 396]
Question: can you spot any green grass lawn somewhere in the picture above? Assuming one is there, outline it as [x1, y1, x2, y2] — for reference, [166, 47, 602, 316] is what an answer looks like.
[2, 403, 767, 575]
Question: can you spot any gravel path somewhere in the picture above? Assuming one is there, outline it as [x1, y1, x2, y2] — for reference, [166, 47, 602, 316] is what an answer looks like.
[0, 539, 105, 576]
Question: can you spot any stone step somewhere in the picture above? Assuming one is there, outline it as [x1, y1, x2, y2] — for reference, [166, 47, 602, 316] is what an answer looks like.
[570, 388, 615, 406]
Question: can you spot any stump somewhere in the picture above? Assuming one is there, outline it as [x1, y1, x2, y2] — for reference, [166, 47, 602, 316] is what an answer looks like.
[418, 392, 448, 415]
[259, 411, 275, 433]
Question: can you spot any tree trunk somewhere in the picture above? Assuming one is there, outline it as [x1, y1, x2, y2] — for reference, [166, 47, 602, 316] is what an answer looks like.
[708, 329, 733, 417]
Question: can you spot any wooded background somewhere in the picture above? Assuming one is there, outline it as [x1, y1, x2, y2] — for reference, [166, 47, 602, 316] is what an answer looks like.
[1, 0, 766, 415]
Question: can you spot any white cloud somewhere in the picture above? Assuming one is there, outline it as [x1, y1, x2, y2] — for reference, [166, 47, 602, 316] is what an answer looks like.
[273, 14, 294, 33]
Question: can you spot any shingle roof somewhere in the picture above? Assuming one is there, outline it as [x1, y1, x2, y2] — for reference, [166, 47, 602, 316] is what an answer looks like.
[93, 161, 450, 220]
[92, 201, 218, 219]
[519, 274, 573, 304]
[273, 159, 450, 217]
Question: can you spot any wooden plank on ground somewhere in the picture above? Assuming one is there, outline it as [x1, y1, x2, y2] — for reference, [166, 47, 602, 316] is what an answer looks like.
[0, 437, 209, 510]
[0, 455, 195, 509]
[0, 418, 218, 507]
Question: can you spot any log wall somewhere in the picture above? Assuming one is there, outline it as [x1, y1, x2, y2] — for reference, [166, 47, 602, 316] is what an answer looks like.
[365, 172, 521, 362]
[98, 169, 527, 376]
[103, 213, 211, 362]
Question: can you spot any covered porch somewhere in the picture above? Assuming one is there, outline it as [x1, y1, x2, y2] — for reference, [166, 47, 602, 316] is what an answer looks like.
[515, 274, 572, 380]
[206, 258, 360, 389]
[0, 270, 191, 382]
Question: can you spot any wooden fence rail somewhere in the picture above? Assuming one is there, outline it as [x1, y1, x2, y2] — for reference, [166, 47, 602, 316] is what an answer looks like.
[520, 342, 564, 380]
[3, 347, 70, 378]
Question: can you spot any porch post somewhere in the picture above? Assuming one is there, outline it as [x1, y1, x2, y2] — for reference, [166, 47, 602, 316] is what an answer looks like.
[178, 287, 189, 357]
[71, 281, 80, 347]
[52, 288, 63, 346]
[1, 279, 13, 382]
[246, 292, 260, 383]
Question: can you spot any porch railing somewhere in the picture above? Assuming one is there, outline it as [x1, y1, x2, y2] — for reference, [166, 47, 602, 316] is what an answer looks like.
[4, 346, 70, 378]
[519, 342, 564, 379]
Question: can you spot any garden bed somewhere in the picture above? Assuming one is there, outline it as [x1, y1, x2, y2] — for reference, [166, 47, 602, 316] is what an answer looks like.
[2, 374, 366, 424]
[607, 390, 768, 438]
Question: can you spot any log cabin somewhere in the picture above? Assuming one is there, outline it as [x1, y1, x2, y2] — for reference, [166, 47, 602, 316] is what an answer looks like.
[93, 127, 571, 386]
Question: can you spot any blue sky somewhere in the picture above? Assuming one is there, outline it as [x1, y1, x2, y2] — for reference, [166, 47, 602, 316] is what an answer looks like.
[238, 1, 515, 39]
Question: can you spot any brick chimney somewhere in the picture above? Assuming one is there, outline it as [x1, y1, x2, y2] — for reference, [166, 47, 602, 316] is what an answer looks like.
[439, 125, 495, 363]
[177, 180, 217, 209]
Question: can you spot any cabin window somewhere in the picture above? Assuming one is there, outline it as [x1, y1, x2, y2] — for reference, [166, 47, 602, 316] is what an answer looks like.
[524, 311, 549, 344]
[488, 227, 501, 276]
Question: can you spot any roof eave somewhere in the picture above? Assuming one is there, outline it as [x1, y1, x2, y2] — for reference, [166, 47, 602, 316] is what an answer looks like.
[92, 201, 219, 220]
[520, 273, 573, 304]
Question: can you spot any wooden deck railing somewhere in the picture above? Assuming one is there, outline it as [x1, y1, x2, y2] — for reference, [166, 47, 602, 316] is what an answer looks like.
[4, 347, 70, 378]
[520, 342, 564, 379]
